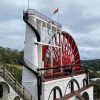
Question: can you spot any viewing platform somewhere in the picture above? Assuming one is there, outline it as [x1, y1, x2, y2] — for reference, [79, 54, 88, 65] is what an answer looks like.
[24, 9, 62, 28]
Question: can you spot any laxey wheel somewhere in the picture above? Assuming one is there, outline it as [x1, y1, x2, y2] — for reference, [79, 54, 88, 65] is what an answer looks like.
[42, 32, 80, 75]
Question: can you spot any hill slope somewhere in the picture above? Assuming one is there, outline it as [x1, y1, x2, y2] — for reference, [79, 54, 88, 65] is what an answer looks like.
[81, 59, 100, 70]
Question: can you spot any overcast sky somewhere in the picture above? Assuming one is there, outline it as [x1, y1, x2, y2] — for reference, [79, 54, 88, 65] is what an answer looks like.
[0, 0, 100, 60]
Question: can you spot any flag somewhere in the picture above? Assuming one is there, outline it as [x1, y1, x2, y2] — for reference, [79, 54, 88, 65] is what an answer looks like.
[54, 8, 59, 14]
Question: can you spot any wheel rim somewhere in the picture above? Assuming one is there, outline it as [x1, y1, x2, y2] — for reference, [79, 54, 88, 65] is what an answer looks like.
[42, 32, 80, 73]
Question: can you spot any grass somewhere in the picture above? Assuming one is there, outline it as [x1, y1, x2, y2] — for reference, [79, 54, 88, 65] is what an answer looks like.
[3, 63, 23, 83]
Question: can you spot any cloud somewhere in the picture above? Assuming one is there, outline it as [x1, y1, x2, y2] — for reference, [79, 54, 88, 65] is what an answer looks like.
[0, 19, 25, 49]
[0, 0, 100, 59]
[79, 47, 100, 59]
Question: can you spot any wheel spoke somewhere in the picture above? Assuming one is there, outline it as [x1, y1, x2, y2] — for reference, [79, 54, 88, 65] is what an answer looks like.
[42, 32, 80, 72]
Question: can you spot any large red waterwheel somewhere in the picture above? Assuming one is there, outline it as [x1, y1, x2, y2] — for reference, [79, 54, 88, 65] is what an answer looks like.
[42, 31, 80, 76]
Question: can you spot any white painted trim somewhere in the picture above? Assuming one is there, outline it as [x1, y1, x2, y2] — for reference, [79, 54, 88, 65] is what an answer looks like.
[36, 42, 61, 48]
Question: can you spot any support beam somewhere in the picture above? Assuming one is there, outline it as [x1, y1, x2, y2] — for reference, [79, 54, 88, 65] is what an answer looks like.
[35, 42, 61, 48]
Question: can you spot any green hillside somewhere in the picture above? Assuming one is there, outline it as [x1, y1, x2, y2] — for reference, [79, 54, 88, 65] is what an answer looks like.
[0, 46, 24, 65]
[81, 59, 100, 71]
[0, 46, 23, 83]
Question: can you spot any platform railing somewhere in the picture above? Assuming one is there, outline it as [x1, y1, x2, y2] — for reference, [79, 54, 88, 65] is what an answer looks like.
[37, 64, 86, 79]
[28, 15, 41, 33]
[0, 66, 36, 100]
[25, 9, 62, 28]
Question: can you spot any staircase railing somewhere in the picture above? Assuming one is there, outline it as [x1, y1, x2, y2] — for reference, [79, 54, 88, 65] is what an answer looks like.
[0, 66, 36, 100]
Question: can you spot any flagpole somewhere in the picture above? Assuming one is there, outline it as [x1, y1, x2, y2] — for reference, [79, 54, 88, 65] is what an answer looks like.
[58, 8, 59, 24]
[28, 0, 29, 9]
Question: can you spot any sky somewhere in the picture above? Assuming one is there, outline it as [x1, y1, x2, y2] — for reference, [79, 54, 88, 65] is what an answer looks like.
[0, 0, 100, 60]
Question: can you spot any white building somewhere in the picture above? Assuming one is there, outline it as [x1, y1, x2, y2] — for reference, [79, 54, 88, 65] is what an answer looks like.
[22, 9, 94, 100]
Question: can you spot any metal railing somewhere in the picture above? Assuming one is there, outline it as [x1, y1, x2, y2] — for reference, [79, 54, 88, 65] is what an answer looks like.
[24, 59, 38, 71]
[37, 64, 86, 79]
[28, 15, 41, 33]
[0, 66, 36, 100]
[25, 9, 62, 28]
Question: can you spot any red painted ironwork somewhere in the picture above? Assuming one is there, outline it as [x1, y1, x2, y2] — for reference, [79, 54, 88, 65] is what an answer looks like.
[42, 32, 80, 75]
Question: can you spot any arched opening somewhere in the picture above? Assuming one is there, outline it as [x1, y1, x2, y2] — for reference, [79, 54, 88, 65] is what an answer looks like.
[83, 78, 88, 87]
[14, 96, 20, 100]
[65, 79, 80, 95]
[76, 94, 85, 100]
[82, 92, 89, 100]
[0, 82, 10, 100]
[48, 86, 62, 100]
[0, 85, 3, 99]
